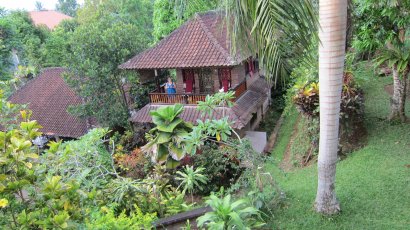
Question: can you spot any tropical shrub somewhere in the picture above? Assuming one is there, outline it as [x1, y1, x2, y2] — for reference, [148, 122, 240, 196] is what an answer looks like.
[141, 165, 194, 217]
[16, 176, 97, 229]
[0, 112, 42, 228]
[197, 194, 265, 230]
[190, 143, 241, 195]
[292, 81, 319, 117]
[105, 164, 193, 217]
[0, 90, 25, 130]
[143, 104, 193, 168]
[115, 148, 153, 180]
[290, 66, 365, 157]
[176, 165, 208, 203]
[86, 205, 156, 229]
[40, 128, 114, 191]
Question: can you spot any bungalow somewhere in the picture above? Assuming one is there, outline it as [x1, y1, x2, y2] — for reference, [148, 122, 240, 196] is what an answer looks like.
[120, 11, 271, 135]
[8, 67, 95, 139]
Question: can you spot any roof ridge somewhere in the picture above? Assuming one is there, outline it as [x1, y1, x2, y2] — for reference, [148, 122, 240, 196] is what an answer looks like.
[195, 13, 235, 65]
[120, 19, 193, 69]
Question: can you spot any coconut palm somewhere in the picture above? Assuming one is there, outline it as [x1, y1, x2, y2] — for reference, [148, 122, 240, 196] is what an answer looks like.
[227, 0, 348, 215]
[314, 0, 347, 214]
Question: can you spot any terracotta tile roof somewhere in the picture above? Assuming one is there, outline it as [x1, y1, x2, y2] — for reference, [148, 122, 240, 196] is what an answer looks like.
[120, 11, 248, 70]
[28, 10, 72, 30]
[8, 68, 92, 138]
[131, 78, 269, 129]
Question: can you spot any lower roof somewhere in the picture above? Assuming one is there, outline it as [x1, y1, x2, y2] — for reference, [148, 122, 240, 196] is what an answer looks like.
[8, 67, 92, 138]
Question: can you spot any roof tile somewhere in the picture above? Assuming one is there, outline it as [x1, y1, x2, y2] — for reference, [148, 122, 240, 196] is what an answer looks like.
[119, 11, 248, 70]
[8, 68, 91, 138]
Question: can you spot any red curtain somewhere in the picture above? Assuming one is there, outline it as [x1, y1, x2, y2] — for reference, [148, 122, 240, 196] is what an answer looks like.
[219, 68, 231, 92]
[183, 69, 195, 93]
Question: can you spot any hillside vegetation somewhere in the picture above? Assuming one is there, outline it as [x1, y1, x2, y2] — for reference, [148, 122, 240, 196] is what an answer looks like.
[268, 64, 410, 229]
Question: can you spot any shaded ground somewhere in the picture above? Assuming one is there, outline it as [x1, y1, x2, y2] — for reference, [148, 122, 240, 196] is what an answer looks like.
[267, 67, 410, 229]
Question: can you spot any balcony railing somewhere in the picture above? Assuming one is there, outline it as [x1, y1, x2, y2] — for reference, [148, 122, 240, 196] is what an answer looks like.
[149, 80, 247, 104]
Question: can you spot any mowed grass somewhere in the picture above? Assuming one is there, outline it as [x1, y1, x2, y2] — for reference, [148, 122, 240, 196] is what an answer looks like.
[265, 67, 410, 229]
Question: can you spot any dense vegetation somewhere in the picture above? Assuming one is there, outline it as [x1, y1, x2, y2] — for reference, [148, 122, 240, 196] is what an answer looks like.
[1, 0, 410, 228]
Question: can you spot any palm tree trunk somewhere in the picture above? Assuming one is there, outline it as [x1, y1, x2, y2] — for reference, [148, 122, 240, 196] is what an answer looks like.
[389, 65, 408, 122]
[315, 0, 347, 215]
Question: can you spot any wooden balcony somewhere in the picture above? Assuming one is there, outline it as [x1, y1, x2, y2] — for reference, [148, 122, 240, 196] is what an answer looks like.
[149, 80, 247, 104]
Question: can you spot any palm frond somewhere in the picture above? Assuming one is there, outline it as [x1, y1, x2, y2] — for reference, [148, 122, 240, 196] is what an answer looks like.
[225, 0, 318, 85]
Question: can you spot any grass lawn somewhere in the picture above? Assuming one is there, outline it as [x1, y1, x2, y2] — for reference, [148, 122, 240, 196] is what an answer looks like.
[266, 66, 410, 229]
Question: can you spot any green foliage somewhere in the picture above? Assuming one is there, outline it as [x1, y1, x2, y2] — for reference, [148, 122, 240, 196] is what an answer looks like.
[292, 81, 319, 117]
[352, 0, 410, 56]
[225, 0, 318, 83]
[40, 128, 114, 191]
[143, 104, 193, 168]
[35, 1, 44, 11]
[86, 205, 156, 229]
[225, 140, 282, 217]
[152, 0, 217, 43]
[197, 91, 235, 116]
[183, 92, 238, 156]
[41, 19, 77, 67]
[191, 143, 241, 195]
[197, 194, 265, 230]
[0, 10, 50, 76]
[0, 18, 15, 80]
[66, 0, 152, 128]
[375, 40, 410, 77]
[0, 113, 43, 228]
[56, 0, 79, 17]
[0, 90, 25, 130]
[17, 176, 92, 229]
[176, 165, 207, 202]
[287, 115, 319, 166]
[115, 148, 153, 180]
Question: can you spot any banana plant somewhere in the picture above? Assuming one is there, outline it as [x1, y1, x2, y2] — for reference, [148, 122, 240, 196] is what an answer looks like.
[142, 104, 192, 169]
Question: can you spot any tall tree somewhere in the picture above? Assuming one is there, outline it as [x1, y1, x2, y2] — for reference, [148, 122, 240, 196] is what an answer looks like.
[0, 11, 49, 79]
[66, 0, 152, 128]
[315, 0, 347, 214]
[41, 19, 78, 67]
[35, 1, 45, 11]
[56, 0, 79, 17]
[0, 16, 15, 80]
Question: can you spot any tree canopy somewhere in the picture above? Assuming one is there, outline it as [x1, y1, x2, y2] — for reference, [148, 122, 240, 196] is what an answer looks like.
[152, 0, 217, 43]
[56, 0, 79, 17]
[65, 0, 153, 128]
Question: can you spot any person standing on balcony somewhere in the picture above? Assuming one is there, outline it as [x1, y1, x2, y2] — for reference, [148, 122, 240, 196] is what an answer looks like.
[162, 77, 176, 95]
